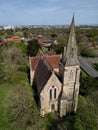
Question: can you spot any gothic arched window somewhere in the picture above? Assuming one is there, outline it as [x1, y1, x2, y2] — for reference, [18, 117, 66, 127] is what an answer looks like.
[49, 86, 57, 100]
[50, 89, 52, 100]
[54, 88, 56, 99]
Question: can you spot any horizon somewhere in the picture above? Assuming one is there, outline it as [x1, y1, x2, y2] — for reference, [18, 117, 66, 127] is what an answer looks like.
[1, 23, 98, 27]
[0, 0, 98, 25]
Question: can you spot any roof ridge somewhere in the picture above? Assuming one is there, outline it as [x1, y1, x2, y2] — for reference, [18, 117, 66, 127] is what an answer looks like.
[42, 57, 53, 72]
[45, 55, 60, 57]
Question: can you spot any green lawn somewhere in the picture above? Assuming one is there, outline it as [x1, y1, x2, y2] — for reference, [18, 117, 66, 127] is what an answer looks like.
[0, 84, 10, 129]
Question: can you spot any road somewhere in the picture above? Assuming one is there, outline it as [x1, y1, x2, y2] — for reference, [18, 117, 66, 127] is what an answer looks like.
[78, 57, 98, 78]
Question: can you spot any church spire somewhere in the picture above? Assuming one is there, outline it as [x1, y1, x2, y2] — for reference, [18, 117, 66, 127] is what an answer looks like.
[65, 15, 79, 66]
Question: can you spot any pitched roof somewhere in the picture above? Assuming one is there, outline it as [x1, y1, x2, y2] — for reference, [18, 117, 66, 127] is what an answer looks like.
[12, 36, 21, 39]
[30, 57, 40, 71]
[35, 57, 52, 93]
[30, 55, 60, 71]
[45, 55, 60, 69]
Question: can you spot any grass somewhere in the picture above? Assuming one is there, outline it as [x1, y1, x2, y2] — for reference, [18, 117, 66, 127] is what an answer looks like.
[0, 84, 10, 129]
[92, 63, 98, 71]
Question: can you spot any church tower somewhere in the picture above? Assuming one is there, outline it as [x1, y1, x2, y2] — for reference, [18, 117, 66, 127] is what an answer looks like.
[59, 16, 80, 117]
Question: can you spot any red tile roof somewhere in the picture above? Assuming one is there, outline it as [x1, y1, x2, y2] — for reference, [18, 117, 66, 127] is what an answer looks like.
[6, 36, 21, 42]
[30, 57, 40, 71]
[45, 55, 60, 69]
[30, 55, 60, 71]
[12, 36, 21, 41]
[6, 38, 13, 42]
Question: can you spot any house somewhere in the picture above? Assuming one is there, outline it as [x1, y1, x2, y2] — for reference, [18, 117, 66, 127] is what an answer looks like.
[12, 36, 21, 41]
[29, 16, 80, 117]
[38, 38, 53, 47]
[6, 36, 21, 42]
[6, 38, 13, 42]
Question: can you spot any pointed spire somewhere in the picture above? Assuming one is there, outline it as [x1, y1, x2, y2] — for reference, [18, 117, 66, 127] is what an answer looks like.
[65, 15, 79, 66]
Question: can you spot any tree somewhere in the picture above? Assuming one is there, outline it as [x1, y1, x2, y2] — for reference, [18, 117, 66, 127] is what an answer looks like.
[7, 82, 51, 130]
[51, 33, 57, 38]
[1, 45, 27, 83]
[27, 39, 41, 56]
[23, 31, 28, 38]
[75, 96, 98, 130]
[73, 118, 84, 130]
[15, 41, 27, 53]
[80, 70, 98, 96]
[50, 35, 67, 54]
[51, 43, 64, 54]
[78, 43, 95, 57]
[56, 36, 67, 45]
[7, 82, 38, 129]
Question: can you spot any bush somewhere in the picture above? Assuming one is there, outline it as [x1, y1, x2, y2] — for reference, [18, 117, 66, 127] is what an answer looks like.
[11, 71, 28, 84]
[73, 118, 84, 130]
[15, 41, 27, 53]
[75, 96, 98, 130]
[92, 63, 98, 71]
[80, 70, 98, 95]
[7, 82, 37, 129]
[78, 44, 95, 57]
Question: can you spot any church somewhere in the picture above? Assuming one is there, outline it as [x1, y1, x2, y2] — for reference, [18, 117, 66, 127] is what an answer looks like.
[29, 16, 80, 117]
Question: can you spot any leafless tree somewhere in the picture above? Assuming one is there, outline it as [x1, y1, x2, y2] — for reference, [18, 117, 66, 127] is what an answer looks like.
[1, 45, 27, 82]
[7, 82, 39, 129]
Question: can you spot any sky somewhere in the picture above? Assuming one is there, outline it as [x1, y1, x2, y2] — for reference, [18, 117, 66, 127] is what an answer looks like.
[0, 0, 98, 25]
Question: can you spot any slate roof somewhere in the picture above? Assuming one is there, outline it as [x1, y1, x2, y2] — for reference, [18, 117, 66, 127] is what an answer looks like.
[30, 55, 60, 71]
[35, 57, 52, 93]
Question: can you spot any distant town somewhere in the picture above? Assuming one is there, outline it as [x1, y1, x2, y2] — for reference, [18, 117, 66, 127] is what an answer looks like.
[0, 24, 98, 30]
